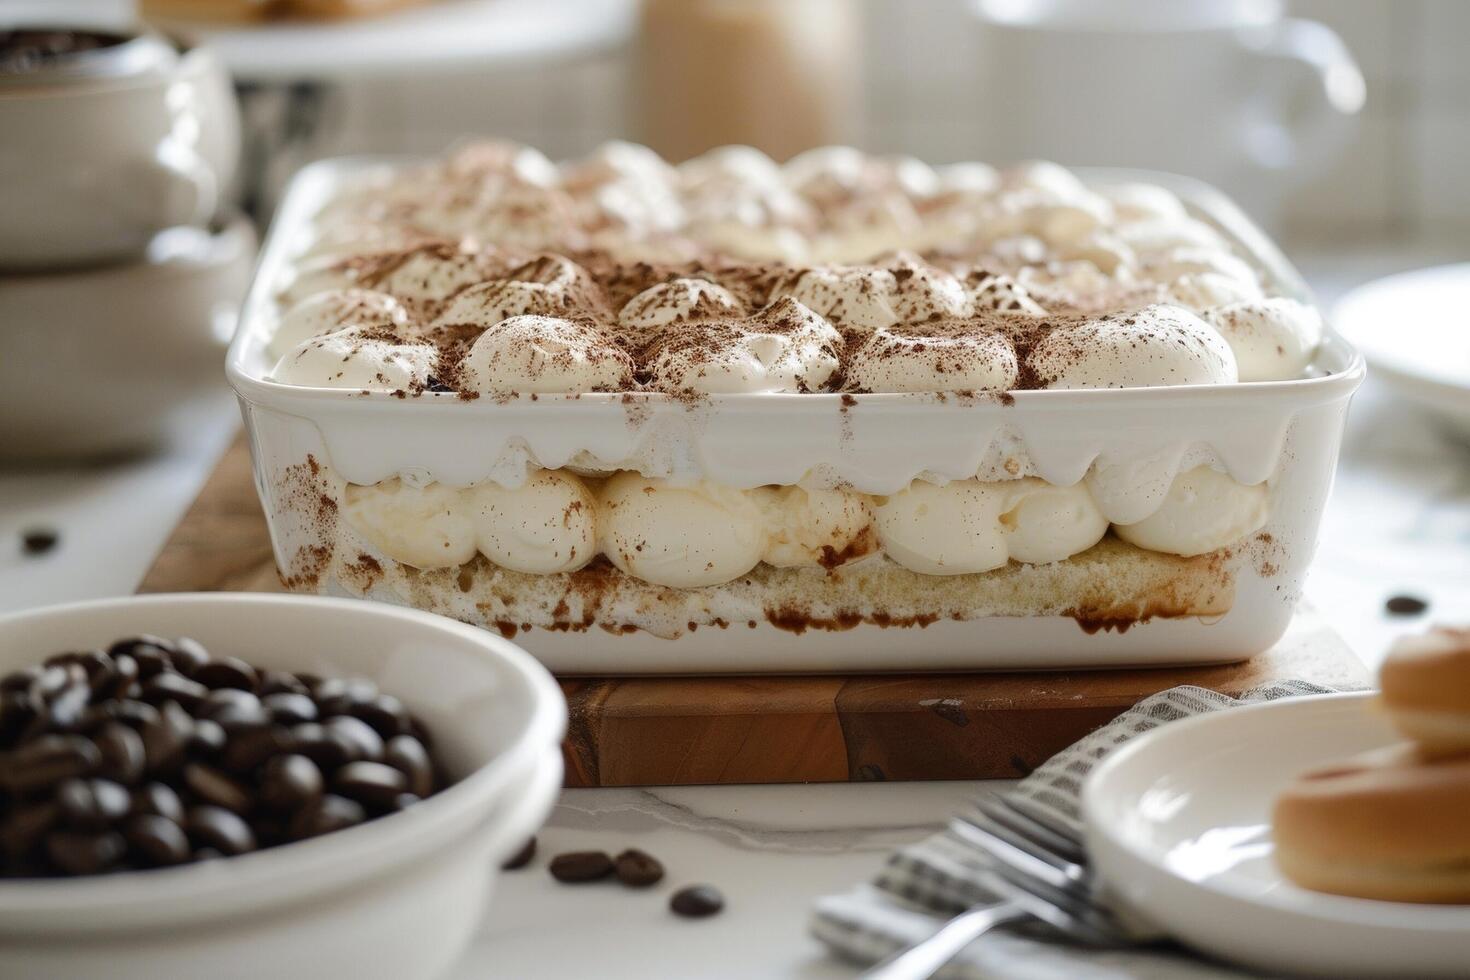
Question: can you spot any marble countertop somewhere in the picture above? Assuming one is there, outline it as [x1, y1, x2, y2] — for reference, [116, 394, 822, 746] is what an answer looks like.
[2, 243, 1467, 978]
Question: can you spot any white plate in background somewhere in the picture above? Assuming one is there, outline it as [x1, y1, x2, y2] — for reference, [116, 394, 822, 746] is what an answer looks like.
[1334, 263, 1470, 439]
[1083, 693, 1470, 978]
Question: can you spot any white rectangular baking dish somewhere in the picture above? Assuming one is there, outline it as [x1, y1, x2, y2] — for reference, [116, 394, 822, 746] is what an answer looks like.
[227, 156, 1363, 674]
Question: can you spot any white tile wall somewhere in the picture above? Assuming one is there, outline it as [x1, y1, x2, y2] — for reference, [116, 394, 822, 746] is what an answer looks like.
[300, 0, 1467, 242]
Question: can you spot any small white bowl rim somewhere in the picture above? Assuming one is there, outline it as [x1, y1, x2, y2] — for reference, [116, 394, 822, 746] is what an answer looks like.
[1082, 690, 1470, 929]
[0, 593, 566, 918]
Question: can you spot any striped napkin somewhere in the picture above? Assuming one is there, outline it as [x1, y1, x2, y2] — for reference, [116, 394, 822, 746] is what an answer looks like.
[811, 680, 1346, 979]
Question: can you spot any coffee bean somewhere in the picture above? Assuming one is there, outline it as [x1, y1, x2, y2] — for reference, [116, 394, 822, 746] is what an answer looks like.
[131, 782, 184, 824]
[186, 718, 226, 757]
[501, 836, 536, 870]
[290, 794, 365, 840]
[201, 690, 270, 733]
[33, 664, 83, 701]
[140, 701, 192, 774]
[324, 716, 383, 763]
[2, 734, 99, 795]
[314, 677, 378, 717]
[94, 723, 145, 784]
[260, 754, 323, 812]
[46, 829, 125, 875]
[350, 694, 409, 739]
[125, 814, 190, 867]
[0, 689, 42, 746]
[20, 527, 58, 555]
[192, 847, 223, 862]
[185, 805, 255, 855]
[263, 692, 317, 726]
[383, 735, 434, 797]
[119, 642, 171, 681]
[140, 673, 208, 712]
[549, 851, 615, 883]
[182, 763, 253, 814]
[43, 682, 90, 734]
[0, 801, 59, 861]
[57, 778, 130, 830]
[103, 698, 160, 730]
[332, 761, 406, 810]
[258, 671, 309, 697]
[1385, 594, 1428, 616]
[289, 722, 354, 770]
[90, 653, 138, 700]
[219, 726, 291, 773]
[614, 849, 665, 888]
[0, 667, 42, 694]
[192, 657, 258, 692]
[167, 637, 210, 676]
[670, 885, 724, 918]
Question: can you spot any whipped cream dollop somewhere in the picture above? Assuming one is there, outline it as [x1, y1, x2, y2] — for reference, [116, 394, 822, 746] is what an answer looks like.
[1113, 466, 1268, 556]
[433, 254, 604, 327]
[1205, 298, 1324, 382]
[639, 296, 841, 394]
[618, 277, 742, 329]
[273, 325, 435, 391]
[752, 485, 876, 568]
[874, 478, 1108, 575]
[461, 315, 633, 395]
[270, 289, 410, 359]
[465, 467, 597, 573]
[341, 479, 478, 569]
[1026, 304, 1239, 389]
[599, 474, 766, 587]
[845, 321, 1019, 393]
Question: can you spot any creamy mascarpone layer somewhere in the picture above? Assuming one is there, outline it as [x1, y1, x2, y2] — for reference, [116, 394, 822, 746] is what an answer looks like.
[337, 465, 1267, 587]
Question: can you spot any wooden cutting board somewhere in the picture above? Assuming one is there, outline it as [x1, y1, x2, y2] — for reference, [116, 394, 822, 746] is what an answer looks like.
[140, 434, 1370, 787]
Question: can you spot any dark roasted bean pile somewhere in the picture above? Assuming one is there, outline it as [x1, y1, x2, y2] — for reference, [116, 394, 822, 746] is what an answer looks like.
[0, 636, 446, 878]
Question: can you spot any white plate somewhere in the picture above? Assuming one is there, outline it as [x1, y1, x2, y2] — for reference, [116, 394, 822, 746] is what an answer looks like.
[1083, 693, 1470, 977]
[1334, 263, 1470, 439]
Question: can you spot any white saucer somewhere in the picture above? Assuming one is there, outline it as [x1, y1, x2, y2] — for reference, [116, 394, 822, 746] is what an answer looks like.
[1333, 263, 1470, 439]
[1083, 692, 1470, 977]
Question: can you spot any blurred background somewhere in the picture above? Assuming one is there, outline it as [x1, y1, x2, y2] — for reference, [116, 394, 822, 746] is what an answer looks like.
[184, 0, 1466, 246]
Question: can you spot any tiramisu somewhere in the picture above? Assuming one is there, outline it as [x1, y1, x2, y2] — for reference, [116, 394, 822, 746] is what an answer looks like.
[245, 141, 1337, 642]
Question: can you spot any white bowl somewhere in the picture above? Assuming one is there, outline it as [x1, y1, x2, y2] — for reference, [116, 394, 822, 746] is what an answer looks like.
[0, 31, 240, 270]
[0, 593, 567, 980]
[1083, 693, 1470, 977]
[0, 212, 255, 460]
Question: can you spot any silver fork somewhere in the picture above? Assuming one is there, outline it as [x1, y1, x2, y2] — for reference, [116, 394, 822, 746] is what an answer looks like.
[858, 795, 1154, 980]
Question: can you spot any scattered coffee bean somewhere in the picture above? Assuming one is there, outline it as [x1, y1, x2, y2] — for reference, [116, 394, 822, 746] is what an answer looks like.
[501, 835, 536, 870]
[20, 528, 59, 556]
[670, 885, 724, 918]
[1385, 594, 1428, 616]
[614, 848, 665, 888]
[0, 635, 451, 878]
[549, 850, 615, 883]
